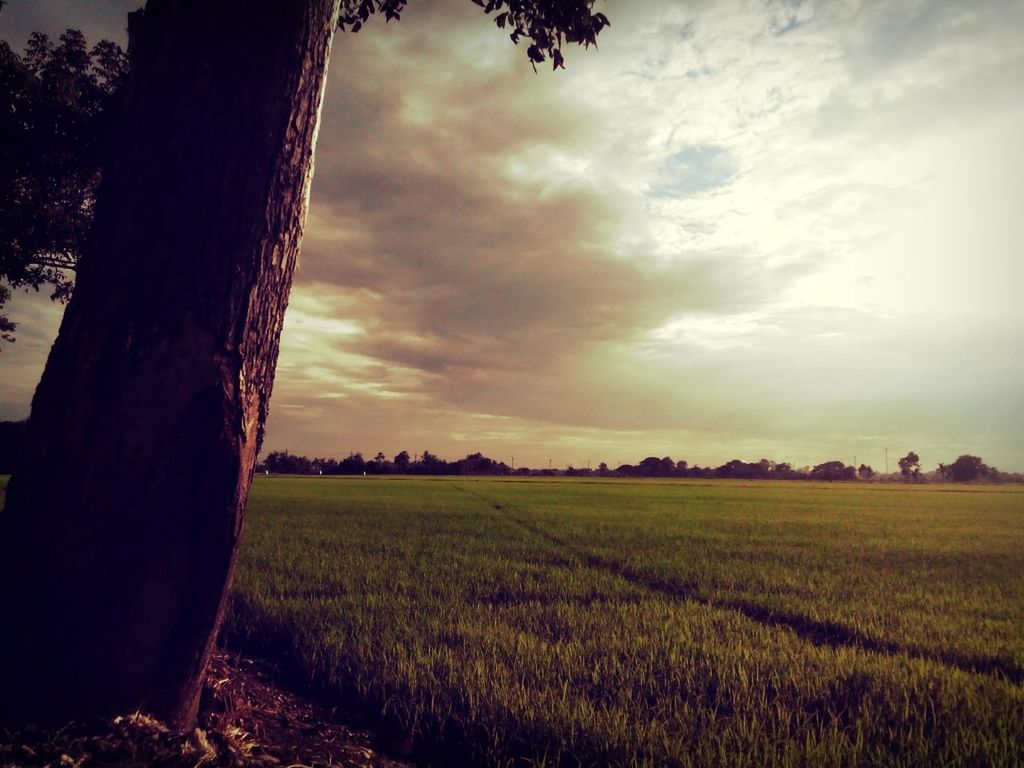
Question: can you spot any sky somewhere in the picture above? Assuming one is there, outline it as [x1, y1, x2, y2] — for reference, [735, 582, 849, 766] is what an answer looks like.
[2, 0, 1023, 472]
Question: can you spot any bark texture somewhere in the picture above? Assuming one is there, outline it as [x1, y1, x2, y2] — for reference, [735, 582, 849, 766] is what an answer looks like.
[0, 0, 338, 728]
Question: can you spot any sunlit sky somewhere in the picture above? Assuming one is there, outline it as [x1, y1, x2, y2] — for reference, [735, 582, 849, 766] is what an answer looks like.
[3, 0, 1023, 471]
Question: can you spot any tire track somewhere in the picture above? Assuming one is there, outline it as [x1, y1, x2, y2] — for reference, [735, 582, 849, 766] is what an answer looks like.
[453, 483, 1023, 685]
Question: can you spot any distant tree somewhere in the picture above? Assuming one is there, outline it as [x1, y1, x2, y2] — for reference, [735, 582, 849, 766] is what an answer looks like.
[454, 452, 498, 475]
[339, 452, 367, 474]
[598, 461, 609, 475]
[949, 454, 989, 483]
[418, 450, 448, 475]
[857, 463, 875, 481]
[318, 457, 340, 475]
[262, 450, 314, 474]
[262, 450, 283, 472]
[898, 451, 921, 481]
[638, 456, 675, 477]
[0, 30, 128, 342]
[715, 459, 769, 479]
[773, 461, 796, 479]
[811, 460, 856, 481]
[715, 459, 743, 478]
[675, 459, 688, 475]
[393, 450, 411, 472]
[369, 451, 389, 474]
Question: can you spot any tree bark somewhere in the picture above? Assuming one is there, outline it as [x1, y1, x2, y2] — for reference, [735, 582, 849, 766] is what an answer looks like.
[0, 0, 338, 729]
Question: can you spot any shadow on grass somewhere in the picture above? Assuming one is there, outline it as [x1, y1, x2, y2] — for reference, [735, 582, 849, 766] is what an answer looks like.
[591, 555, 1023, 685]
[455, 485, 1024, 686]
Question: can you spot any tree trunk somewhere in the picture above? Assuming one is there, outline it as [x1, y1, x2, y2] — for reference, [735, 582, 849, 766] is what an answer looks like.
[0, 0, 338, 729]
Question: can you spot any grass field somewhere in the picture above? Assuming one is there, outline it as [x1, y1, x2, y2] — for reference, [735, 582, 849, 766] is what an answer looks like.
[223, 477, 1024, 767]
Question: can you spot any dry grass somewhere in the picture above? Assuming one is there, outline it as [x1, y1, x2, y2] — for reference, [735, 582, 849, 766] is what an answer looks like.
[0, 650, 411, 768]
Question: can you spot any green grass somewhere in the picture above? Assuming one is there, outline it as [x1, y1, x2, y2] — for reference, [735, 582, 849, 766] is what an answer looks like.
[224, 477, 1024, 767]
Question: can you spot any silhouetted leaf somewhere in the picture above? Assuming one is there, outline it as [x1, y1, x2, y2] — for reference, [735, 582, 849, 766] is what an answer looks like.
[338, 0, 610, 71]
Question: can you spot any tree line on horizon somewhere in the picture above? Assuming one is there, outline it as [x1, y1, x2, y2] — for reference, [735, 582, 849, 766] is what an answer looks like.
[254, 445, 1017, 484]
[0, 420, 1013, 483]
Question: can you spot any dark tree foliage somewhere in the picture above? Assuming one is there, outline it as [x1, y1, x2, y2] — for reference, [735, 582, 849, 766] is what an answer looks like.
[0, 30, 128, 342]
[261, 450, 315, 474]
[453, 451, 509, 475]
[898, 451, 921, 480]
[637, 456, 675, 477]
[715, 458, 773, 480]
[810, 460, 856, 481]
[393, 449, 411, 470]
[339, 0, 609, 69]
[948, 454, 989, 483]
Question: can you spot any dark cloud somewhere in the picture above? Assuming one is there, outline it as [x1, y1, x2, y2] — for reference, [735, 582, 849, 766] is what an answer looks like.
[293, 6, 774, 419]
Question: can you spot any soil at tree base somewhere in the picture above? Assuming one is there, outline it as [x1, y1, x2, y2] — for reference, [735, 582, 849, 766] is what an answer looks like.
[0, 649, 416, 768]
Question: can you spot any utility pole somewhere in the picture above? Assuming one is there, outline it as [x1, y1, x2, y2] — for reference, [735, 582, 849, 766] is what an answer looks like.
[885, 448, 888, 474]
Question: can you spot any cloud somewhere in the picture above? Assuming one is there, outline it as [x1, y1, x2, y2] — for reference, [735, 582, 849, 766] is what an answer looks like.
[282, 5, 792, 412]
[256, 0, 1024, 469]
